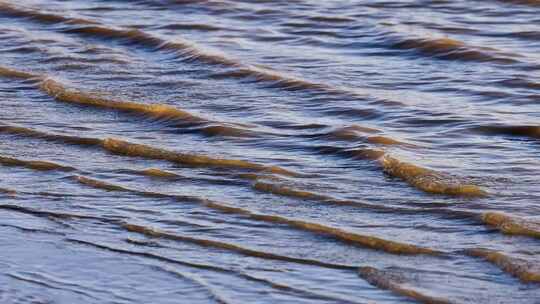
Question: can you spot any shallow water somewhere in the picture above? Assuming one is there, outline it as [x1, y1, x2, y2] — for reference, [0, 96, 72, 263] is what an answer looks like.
[0, 1, 539, 303]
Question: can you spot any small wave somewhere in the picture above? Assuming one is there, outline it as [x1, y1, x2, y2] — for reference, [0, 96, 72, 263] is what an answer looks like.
[0, 124, 295, 178]
[0, 204, 99, 220]
[322, 125, 380, 141]
[387, 36, 518, 64]
[39, 78, 204, 122]
[348, 148, 387, 160]
[0, 124, 103, 146]
[314, 146, 386, 161]
[358, 267, 452, 304]
[0, 65, 255, 139]
[252, 177, 415, 214]
[0, 4, 231, 65]
[60, 23, 331, 93]
[251, 176, 389, 210]
[3, 151, 242, 189]
[472, 125, 540, 140]
[74, 176, 132, 192]
[0, 65, 39, 80]
[102, 138, 298, 176]
[253, 180, 328, 200]
[194, 125, 257, 138]
[0, 4, 368, 95]
[73, 176, 176, 200]
[251, 176, 487, 227]
[73, 176, 439, 255]
[0, 2, 98, 25]
[140, 168, 180, 179]
[380, 155, 486, 197]
[466, 248, 540, 283]
[201, 211, 440, 255]
[122, 223, 354, 269]
[209, 67, 333, 92]
[316, 125, 413, 143]
[0, 155, 74, 171]
[0, 123, 486, 199]
[481, 212, 540, 239]
[5, 147, 487, 259]
[366, 135, 409, 146]
[320, 128, 416, 147]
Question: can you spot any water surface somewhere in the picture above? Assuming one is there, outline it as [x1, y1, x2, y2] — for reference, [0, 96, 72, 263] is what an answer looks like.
[0, 1, 539, 303]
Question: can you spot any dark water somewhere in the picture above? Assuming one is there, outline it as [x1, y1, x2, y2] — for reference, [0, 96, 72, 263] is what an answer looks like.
[0, 0, 539, 303]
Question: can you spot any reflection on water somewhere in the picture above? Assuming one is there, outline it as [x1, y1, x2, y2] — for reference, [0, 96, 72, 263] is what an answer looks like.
[0, 0, 539, 303]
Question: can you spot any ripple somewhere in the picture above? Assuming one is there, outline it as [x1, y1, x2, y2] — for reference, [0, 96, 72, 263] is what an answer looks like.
[466, 248, 540, 284]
